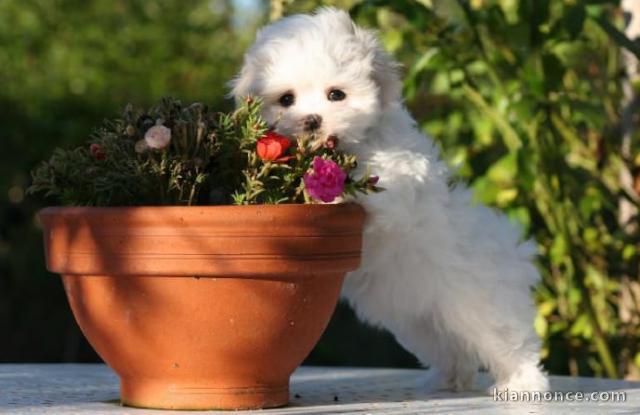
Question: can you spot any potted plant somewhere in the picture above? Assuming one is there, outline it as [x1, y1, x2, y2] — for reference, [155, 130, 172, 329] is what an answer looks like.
[28, 98, 381, 410]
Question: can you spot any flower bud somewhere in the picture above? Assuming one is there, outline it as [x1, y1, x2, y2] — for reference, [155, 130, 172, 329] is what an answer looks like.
[135, 139, 148, 153]
[324, 135, 339, 150]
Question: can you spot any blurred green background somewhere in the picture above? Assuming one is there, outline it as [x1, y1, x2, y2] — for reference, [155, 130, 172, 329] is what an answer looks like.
[2, 0, 639, 380]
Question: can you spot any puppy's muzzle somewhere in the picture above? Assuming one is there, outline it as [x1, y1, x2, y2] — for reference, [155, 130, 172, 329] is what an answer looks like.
[303, 114, 322, 131]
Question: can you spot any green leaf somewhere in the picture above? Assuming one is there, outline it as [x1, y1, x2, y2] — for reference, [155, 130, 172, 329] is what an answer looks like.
[382, 29, 403, 52]
[487, 153, 518, 184]
[623, 245, 636, 261]
[550, 234, 567, 266]
[499, 0, 519, 24]
[539, 300, 556, 317]
[570, 314, 592, 338]
[535, 313, 548, 337]
[496, 188, 518, 206]
[471, 176, 500, 205]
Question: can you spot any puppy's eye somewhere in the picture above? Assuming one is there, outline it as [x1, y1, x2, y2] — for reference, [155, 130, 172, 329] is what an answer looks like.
[328, 89, 346, 102]
[278, 93, 295, 107]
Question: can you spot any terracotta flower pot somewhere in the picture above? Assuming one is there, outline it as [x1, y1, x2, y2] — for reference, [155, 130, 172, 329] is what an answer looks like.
[39, 204, 365, 410]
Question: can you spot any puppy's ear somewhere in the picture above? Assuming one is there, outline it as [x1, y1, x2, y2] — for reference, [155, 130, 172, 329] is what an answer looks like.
[372, 48, 403, 108]
[228, 59, 256, 103]
[355, 28, 403, 108]
[314, 7, 357, 35]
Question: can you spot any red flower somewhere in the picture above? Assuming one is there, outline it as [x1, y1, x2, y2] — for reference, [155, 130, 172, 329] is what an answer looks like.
[256, 131, 293, 162]
[90, 144, 106, 161]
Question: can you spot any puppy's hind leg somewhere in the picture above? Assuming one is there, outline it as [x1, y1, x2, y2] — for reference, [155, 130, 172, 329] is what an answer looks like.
[392, 318, 480, 392]
[437, 190, 549, 392]
[436, 286, 549, 393]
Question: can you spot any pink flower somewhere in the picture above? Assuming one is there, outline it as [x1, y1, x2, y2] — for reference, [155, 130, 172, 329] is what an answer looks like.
[303, 157, 347, 203]
[144, 125, 172, 149]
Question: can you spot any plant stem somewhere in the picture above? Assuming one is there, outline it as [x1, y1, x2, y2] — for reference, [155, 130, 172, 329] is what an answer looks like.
[576, 267, 619, 378]
[188, 184, 197, 206]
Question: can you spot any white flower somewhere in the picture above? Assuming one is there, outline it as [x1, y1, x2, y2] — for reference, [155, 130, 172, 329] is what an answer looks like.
[144, 125, 171, 149]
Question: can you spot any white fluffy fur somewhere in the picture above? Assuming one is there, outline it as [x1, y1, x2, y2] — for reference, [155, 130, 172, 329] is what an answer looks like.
[231, 7, 549, 393]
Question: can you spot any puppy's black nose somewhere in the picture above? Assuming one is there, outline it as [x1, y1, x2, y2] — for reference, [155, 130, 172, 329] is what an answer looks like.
[303, 114, 322, 131]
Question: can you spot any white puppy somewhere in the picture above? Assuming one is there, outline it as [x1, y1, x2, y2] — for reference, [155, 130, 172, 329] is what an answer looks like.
[231, 7, 549, 393]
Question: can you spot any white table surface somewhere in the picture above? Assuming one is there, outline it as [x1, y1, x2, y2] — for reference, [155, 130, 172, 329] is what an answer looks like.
[1, 364, 639, 414]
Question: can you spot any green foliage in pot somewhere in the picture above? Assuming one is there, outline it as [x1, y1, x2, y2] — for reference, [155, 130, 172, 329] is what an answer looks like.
[28, 98, 381, 206]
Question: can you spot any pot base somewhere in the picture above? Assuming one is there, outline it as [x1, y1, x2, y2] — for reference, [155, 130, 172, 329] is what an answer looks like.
[120, 378, 289, 410]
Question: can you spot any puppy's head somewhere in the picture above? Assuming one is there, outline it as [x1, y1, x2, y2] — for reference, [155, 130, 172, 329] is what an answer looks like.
[230, 7, 401, 144]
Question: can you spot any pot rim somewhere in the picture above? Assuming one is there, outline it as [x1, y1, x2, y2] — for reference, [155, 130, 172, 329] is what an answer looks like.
[39, 202, 366, 277]
[38, 202, 365, 215]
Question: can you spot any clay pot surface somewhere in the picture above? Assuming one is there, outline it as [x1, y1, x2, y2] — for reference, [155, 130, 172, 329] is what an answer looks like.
[39, 204, 365, 410]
